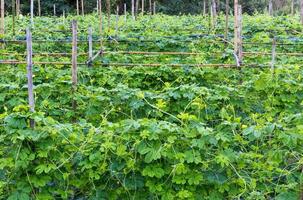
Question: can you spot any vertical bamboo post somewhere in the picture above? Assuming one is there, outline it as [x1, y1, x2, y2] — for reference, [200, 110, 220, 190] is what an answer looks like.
[291, 0, 294, 15]
[97, 0, 99, 13]
[76, 0, 79, 15]
[301, 0, 303, 24]
[271, 37, 276, 73]
[16, 0, 20, 16]
[153, 1, 156, 15]
[38, 0, 41, 16]
[149, 0, 152, 14]
[238, 5, 243, 64]
[142, 0, 145, 15]
[234, 0, 238, 57]
[81, 0, 84, 16]
[269, 0, 273, 16]
[210, 1, 214, 29]
[30, 0, 34, 26]
[72, 20, 78, 115]
[54, 4, 56, 16]
[132, 0, 135, 19]
[26, 28, 35, 129]
[136, 0, 140, 18]
[107, 0, 111, 32]
[124, 3, 127, 22]
[12, 0, 15, 36]
[212, 0, 217, 26]
[224, 0, 229, 46]
[99, 0, 103, 47]
[88, 26, 93, 67]
[115, 5, 119, 37]
[203, 0, 206, 16]
[217, 0, 220, 13]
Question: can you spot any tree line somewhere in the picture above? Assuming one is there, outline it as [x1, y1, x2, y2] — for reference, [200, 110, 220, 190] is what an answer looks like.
[2, 0, 303, 15]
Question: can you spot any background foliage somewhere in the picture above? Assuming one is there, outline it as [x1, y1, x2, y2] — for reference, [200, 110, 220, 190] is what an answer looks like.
[3, 0, 301, 15]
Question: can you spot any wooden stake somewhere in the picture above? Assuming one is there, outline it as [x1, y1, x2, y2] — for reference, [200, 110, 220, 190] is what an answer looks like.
[224, 0, 229, 46]
[136, 0, 139, 18]
[149, 0, 152, 14]
[30, 0, 34, 26]
[234, 0, 238, 56]
[12, 0, 15, 36]
[38, 0, 41, 16]
[271, 37, 276, 73]
[142, 0, 145, 15]
[99, 0, 103, 47]
[81, 0, 84, 16]
[26, 28, 35, 128]
[203, 0, 206, 16]
[76, 0, 79, 15]
[72, 20, 78, 114]
[115, 5, 119, 36]
[153, 1, 156, 15]
[132, 0, 135, 19]
[238, 5, 243, 64]
[107, 0, 111, 31]
[291, 0, 294, 15]
[269, 0, 273, 16]
[16, 0, 20, 16]
[301, 0, 303, 24]
[124, 3, 127, 22]
[88, 26, 93, 67]
[54, 4, 56, 16]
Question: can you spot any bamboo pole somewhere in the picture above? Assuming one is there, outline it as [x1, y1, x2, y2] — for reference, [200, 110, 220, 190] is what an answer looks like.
[136, 0, 139, 18]
[149, 0, 152, 14]
[238, 5, 243, 64]
[124, 3, 127, 22]
[26, 28, 35, 128]
[234, 0, 238, 56]
[16, 0, 20, 16]
[291, 0, 294, 15]
[301, 0, 303, 24]
[132, 0, 135, 19]
[271, 37, 276, 73]
[269, 0, 273, 16]
[88, 26, 93, 67]
[38, 0, 41, 16]
[203, 0, 206, 16]
[30, 0, 34, 26]
[212, 0, 217, 26]
[12, 0, 15, 36]
[54, 4, 56, 16]
[224, 0, 229, 46]
[81, 0, 84, 16]
[107, 0, 111, 31]
[153, 1, 156, 15]
[72, 20, 78, 116]
[99, 0, 103, 47]
[142, 0, 145, 15]
[76, 0, 79, 15]
[115, 5, 119, 36]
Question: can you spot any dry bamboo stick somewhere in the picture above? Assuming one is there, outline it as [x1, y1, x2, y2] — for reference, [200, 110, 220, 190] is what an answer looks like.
[88, 26, 93, 67]
[77, 0, 79, 15]
[81, 0, 84, 16]
[38, 0, 41, 16]
[26, 28, 35, 128]
[30, 0, 34, 26]
[132, 0, 135, 19]
[72, 20, 78, 119]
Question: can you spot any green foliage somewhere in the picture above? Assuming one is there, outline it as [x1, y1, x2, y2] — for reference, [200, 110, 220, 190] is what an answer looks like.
[0, 14, 303, 199]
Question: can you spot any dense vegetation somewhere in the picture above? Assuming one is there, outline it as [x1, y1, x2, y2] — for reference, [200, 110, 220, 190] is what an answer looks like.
[0, 13, 303, 199]
[3, 0, 301, 15]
